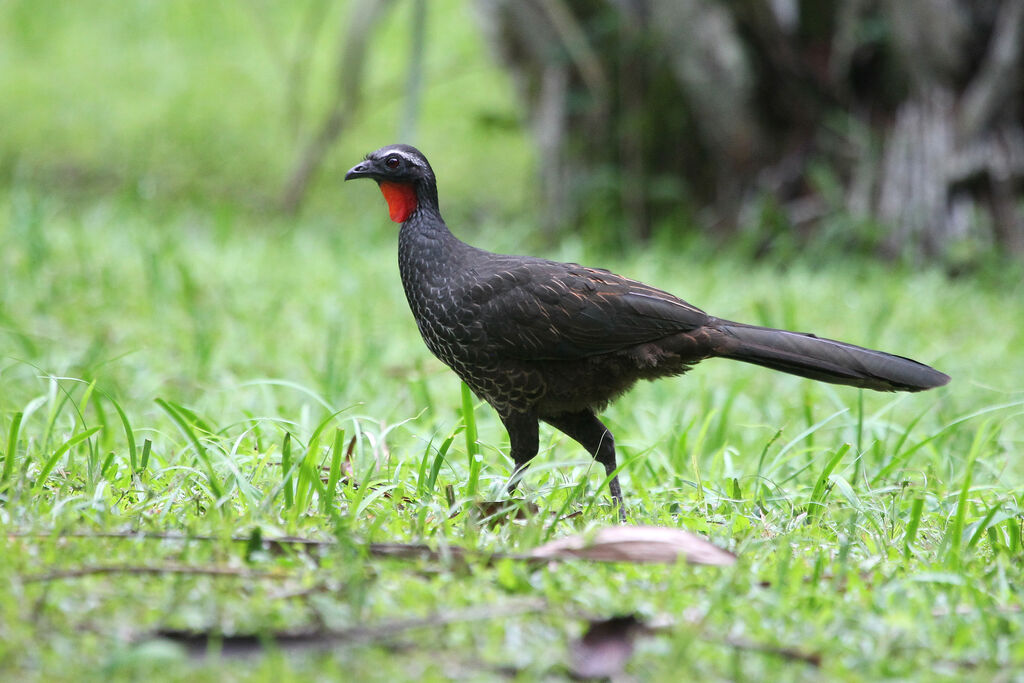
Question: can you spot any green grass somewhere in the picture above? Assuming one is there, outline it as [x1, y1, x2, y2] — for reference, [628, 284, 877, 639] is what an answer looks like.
[2, 187, 1022, 680]
[2, 1, 1024, 680]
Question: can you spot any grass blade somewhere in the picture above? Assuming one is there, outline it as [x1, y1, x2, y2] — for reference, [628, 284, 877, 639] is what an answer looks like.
[966, 503, 1006, 551]
[943, 420, 993, 563]
[1008, 518, 1021, 554]
[461, 382, 481, 497]
[903, 496, 925, 558]
[155, 398, 224, 500]
[806, 443, 851, 523]
[139, 438, 152, 474]
[34, 426, 103, 490]
[324, 428, 346, 514]
[427, 430, 458, 495]
[293, 436, 328, 518]
[102, 392, 137, 473]
[764, 409, 847, 477]
[547, 472, 592, 539]
[854, 391, 864, 484]
[416, 434, 436, 496]
[2, 412, 23, 486]
[754, 428, 783, 502]
[690, 410, 715, 506]
[281, 431, 294, 510]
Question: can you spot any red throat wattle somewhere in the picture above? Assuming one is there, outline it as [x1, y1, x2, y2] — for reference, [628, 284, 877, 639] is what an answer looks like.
[378, 181, 418, 223]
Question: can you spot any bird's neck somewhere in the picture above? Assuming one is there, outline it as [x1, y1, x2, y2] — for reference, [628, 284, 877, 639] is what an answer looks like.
[398, 203, 473, 289]
[399, 201, 457, 253]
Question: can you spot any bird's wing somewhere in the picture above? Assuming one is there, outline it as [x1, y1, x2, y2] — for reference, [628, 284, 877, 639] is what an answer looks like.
[458, 257, 710, 360]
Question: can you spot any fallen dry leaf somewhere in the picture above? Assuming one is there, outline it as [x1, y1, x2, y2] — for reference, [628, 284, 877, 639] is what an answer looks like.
[569, 615, 645, 679]
[530, 525, 736, 566]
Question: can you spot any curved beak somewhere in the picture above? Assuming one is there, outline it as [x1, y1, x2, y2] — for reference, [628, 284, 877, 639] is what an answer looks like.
[344, 160, 375, 181]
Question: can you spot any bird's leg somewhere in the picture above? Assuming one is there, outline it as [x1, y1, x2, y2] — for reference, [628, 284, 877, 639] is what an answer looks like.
[499, 410, 539, 497]
[543, 411, 625, 522]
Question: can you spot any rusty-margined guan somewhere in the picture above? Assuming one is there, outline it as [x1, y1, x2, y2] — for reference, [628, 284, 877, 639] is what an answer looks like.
[345, 144, 949, 517]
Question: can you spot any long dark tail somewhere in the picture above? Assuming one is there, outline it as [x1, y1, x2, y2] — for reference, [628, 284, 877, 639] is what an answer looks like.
[711, 320, 950, 392]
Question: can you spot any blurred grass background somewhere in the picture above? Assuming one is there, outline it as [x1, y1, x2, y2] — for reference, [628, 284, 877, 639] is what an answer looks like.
[0, 0, 533, 219]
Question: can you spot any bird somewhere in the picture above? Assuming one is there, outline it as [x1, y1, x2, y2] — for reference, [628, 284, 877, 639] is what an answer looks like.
[345, 144, 949, 519]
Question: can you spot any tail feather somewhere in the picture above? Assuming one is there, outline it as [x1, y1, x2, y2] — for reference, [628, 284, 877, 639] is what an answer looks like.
[712, 321, 949, 392]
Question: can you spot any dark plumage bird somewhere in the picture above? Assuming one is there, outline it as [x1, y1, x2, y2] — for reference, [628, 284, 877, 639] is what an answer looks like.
[345, 144, 949, 518]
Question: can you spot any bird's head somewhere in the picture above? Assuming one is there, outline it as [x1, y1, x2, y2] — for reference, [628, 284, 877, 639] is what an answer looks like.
[345, 144, 437, 223]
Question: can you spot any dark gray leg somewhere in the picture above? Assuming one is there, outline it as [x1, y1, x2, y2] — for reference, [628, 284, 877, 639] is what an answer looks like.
[499, 410, 539, 494]
[543, 410, 625, 521]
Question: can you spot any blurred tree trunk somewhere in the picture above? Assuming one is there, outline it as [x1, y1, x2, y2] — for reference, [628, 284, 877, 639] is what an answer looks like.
[476, 0, 1024, 262]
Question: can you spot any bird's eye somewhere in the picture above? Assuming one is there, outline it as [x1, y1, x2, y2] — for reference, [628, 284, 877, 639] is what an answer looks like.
[385, 155, 401, 170]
